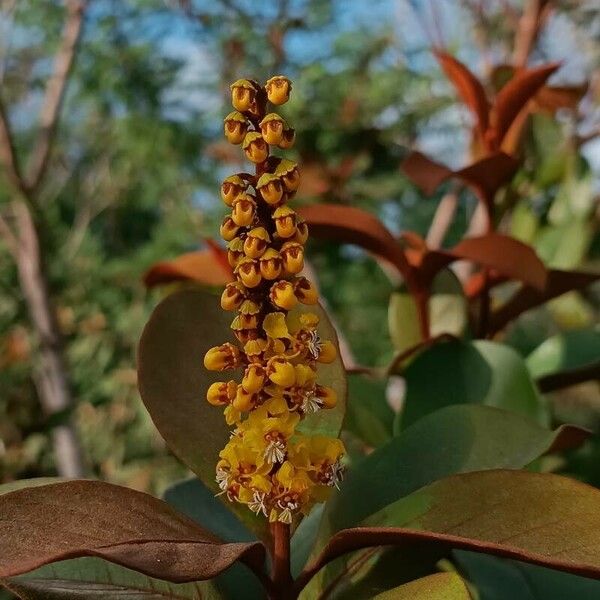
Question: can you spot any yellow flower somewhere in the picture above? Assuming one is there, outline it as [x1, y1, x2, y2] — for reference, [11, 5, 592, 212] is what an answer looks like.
[204, 343, 241, 371]
[223, 111, 248, 144]
[220, 175, 247, 206]
[280, 241, 304, 274]
[242, 131, 269, 163]
[230, 79, 257, 112]
[220, 215, 240, 242]
[278, 127, 296, 149]
[221, 281, 246, 311]
[256, 173, 284, 205]
[265, 75, 292, 105]
[231, 194, 256, 227]
[293, 277, 318, 305]
[259, 248, 282, 280]
[243, 227, 270, 258]
[273, 205, 297, 238]
[269, 280, 298, 311]
[266, 356, 296, 387]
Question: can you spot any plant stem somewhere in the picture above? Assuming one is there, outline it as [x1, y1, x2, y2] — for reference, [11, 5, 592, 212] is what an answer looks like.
[415, 289, 430, 341]
[270, 521, 292, 599]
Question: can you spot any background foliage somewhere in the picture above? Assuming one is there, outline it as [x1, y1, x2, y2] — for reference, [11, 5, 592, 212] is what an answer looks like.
[0, 2, 599, 597]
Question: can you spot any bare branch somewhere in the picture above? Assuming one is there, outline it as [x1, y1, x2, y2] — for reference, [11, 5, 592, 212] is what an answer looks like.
[0, 208, 18, 257]
[26, 0, 86, 191]
[0, 97, 28, 196]
[512, 0, 553, 68]
[426, 188, 459, 249]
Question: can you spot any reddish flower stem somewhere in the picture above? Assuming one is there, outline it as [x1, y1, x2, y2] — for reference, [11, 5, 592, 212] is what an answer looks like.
[270, 521, 292, 599]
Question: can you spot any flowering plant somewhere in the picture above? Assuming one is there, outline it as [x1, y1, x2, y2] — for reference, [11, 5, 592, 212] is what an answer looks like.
[1, 72, 600, 600]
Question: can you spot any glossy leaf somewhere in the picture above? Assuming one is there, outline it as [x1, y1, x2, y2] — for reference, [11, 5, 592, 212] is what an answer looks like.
[489, 269, 600, 334]
[453, 153, 520, 201]
[527, 329, 600, 379]
[371, 572, 470, 600]
[298, 204, 414, 284]
[534, 84, 587, 114]
[137, 289, 345, 538]
[434, 50, 489, 137]
[326, 404, 586, 535]
[492, 63, 560, 147]
[0, 480, 265, 583]
[400, 151, 452, 196]
[163, 479, 263, 600]
[421, 234, 547, 290]
[401, 152, 518, 201]
[144, 249, 232, 288]
[291, 504, 325, 578]
[5, 557, 223, 599]
[298, 470, 600, 592]
[394, 339, 548, 432]
[455, 551, 600, 600]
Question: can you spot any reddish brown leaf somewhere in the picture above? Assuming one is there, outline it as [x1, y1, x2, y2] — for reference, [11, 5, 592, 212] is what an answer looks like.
[144, 249, 232, 288]
[454, 152, 520, 201]
[401, 152, 519, 202]
[492, 63, 560, 147]
[401, 151, 453, 196]
[545, 423, 594, 453]
[533, 84, 587, 113]
[299, 204, 416, 287]
[0, 480, 265, 583]
[295, 470, 600, 594]
[489, 269, 600, 334]
[420, 234, 547, 290]
[434, 50, 490, 138]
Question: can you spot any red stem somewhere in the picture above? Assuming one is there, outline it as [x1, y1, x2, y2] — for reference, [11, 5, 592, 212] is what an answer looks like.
[270, 521, 292, 599]
[414, 289, 431, 341]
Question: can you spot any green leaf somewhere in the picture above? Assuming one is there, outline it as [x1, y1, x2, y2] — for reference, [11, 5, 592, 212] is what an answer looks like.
[394, 339, 548, 432]
[0, 480, 265, 584]
[138, 289, 346, 540]
[362, 470, 600, 575]
[5, 557, 222, 599]
[300, 470, 600, 596]
[371, 572, 470, 600]
[344, 374, 394, 448]
[305, 406, 586, 598]
[291, 504, 325, 578]
[162, 479, 264, 600]
[526, 328, 600, 378]
[455, 551, 600, 600]
[388, 269, 467, 354]
[327, 404, 585, 535]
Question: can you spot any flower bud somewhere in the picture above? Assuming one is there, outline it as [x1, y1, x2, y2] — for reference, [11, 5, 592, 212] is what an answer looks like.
[265, 75, 291, 105]
[227, 237, 244, 268]
[260, 113, 285, 145]
[293, 218, 309, 244]
[244, 338, 269, 362]
[242, 363, 266, 393]
[278, 127, 295, 149]
[243, 227, 270, 258]
[233, 386, 257, 412]
[223, 111, 248, 144]
[207, 381, 237, 406]
[235, 257, 262, 288]
[257, 173, 284, 205]
[221, 175, 247, 206]
[317, 340, 337, 364]
[280, 241, 304, 274]
[316, 384, 337, 409]
[204, 343, 241, 371]
[259, 248, 282, 280]
[220, 216, 240, 241]
[221, 281, 246, 311]
[231, 194, 256, 227]
[270, 280, 298, 311]
[273, 205, 297, 238]
[293, 277, 318, 304]
[267, 356, 296, 387]
[276, 159, 300, 192]
[242, 132, 269, 164]
[230, 79, 257, 112]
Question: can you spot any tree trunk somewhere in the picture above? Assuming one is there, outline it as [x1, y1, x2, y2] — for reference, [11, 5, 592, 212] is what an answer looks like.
[14, 202, 85, 478]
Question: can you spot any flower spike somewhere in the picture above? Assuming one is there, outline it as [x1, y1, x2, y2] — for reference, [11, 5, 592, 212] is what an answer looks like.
[204, 76, 345, 523]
